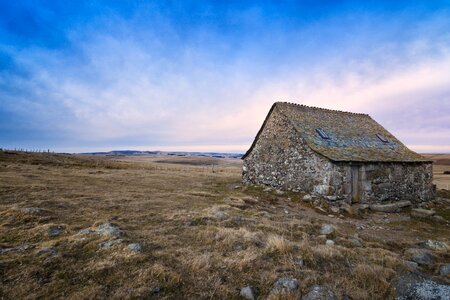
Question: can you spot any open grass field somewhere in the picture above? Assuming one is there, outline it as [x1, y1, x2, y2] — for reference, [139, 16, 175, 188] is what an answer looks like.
[423, 154, 450, 190]
[0, 151, 449, 299]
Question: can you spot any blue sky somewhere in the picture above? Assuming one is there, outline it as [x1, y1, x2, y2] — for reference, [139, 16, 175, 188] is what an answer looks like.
[1, 1, 449, 153]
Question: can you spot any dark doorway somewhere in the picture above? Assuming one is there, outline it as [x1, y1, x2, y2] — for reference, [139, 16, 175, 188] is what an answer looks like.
[351, 165, 361, 203]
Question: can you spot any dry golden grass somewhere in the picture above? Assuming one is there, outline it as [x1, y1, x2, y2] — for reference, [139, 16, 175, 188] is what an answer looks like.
[0, 151, 449, 299]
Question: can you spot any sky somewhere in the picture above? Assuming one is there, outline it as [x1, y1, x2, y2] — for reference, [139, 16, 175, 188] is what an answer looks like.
[1, 1, 449, 153]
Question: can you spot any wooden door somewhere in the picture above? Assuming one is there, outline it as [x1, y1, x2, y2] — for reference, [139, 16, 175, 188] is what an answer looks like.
[351, 166, 360, 203]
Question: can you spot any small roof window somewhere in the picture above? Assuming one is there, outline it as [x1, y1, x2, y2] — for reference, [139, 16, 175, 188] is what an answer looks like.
[316, 128, 330, 139]
[376, 133, 388, 143]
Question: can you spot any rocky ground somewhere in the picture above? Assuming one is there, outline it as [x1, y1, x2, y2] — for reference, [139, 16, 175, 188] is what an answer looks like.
[0, 151, 449, 299]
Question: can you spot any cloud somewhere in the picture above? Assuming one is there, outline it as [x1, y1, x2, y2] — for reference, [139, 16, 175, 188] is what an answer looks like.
[0, 2, 449, 152]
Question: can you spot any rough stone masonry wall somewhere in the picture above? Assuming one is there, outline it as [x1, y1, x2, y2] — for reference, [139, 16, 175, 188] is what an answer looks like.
[242, 107, 334, 192]
[243, 106, 435, 204]
[331, 162, 435, 204]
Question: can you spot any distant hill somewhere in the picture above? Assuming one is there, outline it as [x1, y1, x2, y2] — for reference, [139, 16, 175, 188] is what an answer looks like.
[81, 150, 243, 159]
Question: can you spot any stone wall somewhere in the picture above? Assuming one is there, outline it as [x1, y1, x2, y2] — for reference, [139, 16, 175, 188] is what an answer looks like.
[242, 106, 435, 204]
[242, 106, 333, 192]
[331, 162, 434, 204]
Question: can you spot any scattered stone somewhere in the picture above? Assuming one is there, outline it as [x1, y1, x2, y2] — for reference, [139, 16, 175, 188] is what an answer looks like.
[320, 224, 335, 236]
[340, 203, 355, 215]
[330, 206, 340, 214]
[36, 247, 57, 257]
[21, 207, 42, 214]
[284, 209, 289, 214]
[356, 204, 370, 212]
[259, 211, 271, 218]
[270, 277, 299, 296]
[47, 226, 65, 237]
[303, 194, 313, 202]
[302, 285, 337, 300]
[213, 210, 229, 220]
[405, 261, 419, 270]
[327, 214, 335, 218]
[421, 240, 448, 251]
[0, 244, 34, 254]
[439, 264, 450, 276]
[411, 209, 436, 218]
[240, 286, 256, 300]
[326, 240, 335, 246]
[78, 228, 96, 235]
[127, 243, 142, 252]
[96, 223, 123, 237]
[370, 203, 399, 213]
[395, 272, 450, 300]
[263, 187, 272, 192]
[349, 238, 363, 247]
[275, 190, 284, 195]
[99, 239, 123, 249]
[404, 249, 434, 266]
[396, 200, 413, 208]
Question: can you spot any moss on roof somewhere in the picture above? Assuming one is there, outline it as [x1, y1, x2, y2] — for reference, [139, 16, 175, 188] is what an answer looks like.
[244, 102, 431, 163]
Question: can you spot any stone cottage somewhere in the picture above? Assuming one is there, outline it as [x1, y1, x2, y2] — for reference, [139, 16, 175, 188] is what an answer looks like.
[242, 102, 434, 204]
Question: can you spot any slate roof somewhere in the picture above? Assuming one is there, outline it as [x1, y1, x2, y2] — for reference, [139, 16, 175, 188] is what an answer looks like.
[243, 102, 431, 163]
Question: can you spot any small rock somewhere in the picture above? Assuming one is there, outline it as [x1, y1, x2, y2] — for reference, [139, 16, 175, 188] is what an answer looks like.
[96, 223, 123, 237]
[259, 211, 271, 218]
[303, 194, 313, 202]
[302, 285, 337, 300]
[422, 240, 448, 251]
[127, 243, 142, 252]
[405, 261, 419, 270]
[340, 203, 355, 215]
[370, 203, 399, 213]
[263, 187, 272, 192]
[356, 204, 370, 213]
[326, 240, 335, 246]
[0, 244, 33, 254]
[99, 239, 123, 249]
[320, 224, 335, 236]
[396, 200, 413, 208]
[270, 277, 299, 295]
[330, 206, 340, 214]
[36, 247, 57, 257]
[349, 238, 363, 247]
[47, 226, 65, 237]
[275, 190, 284, 195]
[240, 286, 256, 300]
[21, 207, 42, 214]
[213, 210, 228, 220]
[149, 286, 161, 294]
[284, 209, 289, 214]
[395, 272, 450, 300]
[411, 208, 436, 218]
[78, 228, 96, 235]
[404, 248, 434, 266]
[439, 264, 450, 276]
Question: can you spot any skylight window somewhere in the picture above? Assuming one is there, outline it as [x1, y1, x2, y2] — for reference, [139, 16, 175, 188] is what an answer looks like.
[376, 134, 388, 143]
[316, 128, 330, 139]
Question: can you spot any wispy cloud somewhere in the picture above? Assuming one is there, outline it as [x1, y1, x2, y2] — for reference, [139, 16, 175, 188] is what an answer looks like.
[0, 1, 449, 152]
